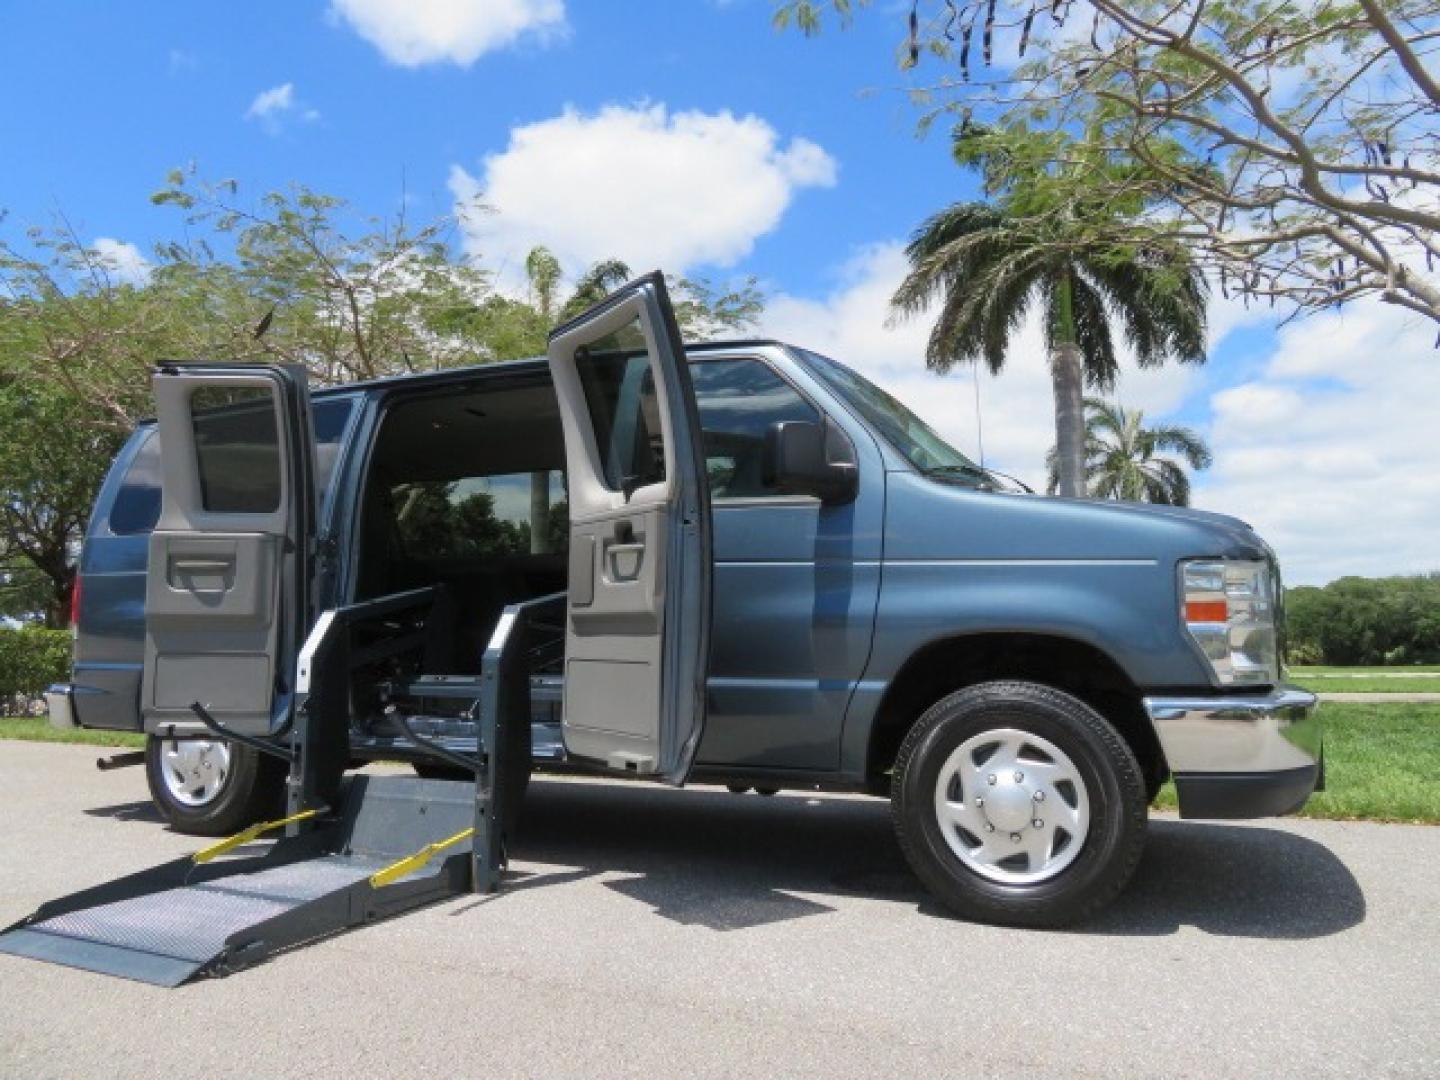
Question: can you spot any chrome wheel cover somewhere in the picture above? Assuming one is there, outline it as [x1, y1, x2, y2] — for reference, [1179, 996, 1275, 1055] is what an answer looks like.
[160, 739, 232, 807]
[933, 727, 1091, 885]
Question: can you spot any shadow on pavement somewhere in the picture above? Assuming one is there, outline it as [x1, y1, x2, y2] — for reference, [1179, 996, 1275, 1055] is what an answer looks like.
[1089, 819, 1366, 939]
[80, 776, 1365, 939]
[83, 800, 166, 825]
[513, 779, 1364, 939]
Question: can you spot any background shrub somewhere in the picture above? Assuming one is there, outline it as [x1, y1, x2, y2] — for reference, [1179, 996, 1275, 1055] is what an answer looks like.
[1286, 573, 1440, 666]
[0, 626, 72, 707]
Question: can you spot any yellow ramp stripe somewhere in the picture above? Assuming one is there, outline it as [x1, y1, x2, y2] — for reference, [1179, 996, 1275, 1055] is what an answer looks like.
[192, 807, 324, 864]
[369, 828, 475, 888]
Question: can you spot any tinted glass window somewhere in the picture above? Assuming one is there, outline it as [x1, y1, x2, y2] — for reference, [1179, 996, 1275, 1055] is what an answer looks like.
[108, 397, 354, 535]
[108, 431, 162, 535]
[794, 347, 985, 482]
[574, 318, 666, 493]
[192, 385, 281, 513]
[312, 396, 355, 499]
[386, 471, 567, 561]
[690, 358, 819, 498]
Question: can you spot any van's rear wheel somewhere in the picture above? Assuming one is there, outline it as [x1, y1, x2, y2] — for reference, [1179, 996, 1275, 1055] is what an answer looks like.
[145, 735, 286, 836]
[891, 681, 1146, 927]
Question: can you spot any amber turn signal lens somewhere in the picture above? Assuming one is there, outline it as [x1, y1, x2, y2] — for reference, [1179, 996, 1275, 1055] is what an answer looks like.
[1185, 599, 1228, 623]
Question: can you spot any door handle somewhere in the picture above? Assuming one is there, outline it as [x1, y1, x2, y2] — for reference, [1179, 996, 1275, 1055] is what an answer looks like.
[171, 559, 234, 573]
[605, 541, 647, 582]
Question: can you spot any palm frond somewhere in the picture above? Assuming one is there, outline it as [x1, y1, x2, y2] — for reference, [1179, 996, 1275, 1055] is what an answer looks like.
[1047, 397, 1211, 505]
[891, 203, 1011, 319]
[1076, 274, 1119, 390]
[1084, 254, 1209, 368]
[1145, 423, 1213, 470]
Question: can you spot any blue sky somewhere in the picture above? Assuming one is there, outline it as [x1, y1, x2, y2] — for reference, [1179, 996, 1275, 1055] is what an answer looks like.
[0, 1, 959, 295]
[3, 1, 1435, 584]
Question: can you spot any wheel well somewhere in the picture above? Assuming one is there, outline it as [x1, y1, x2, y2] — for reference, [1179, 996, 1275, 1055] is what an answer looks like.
[866, 633, 1167, 796]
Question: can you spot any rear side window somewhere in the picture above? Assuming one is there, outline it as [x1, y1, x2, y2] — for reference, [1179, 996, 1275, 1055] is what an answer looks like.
[108, 397, 355, 535]
[191, 385, 282, 513]
[386, 470, 567, 561]
[108, 432, 163, 535]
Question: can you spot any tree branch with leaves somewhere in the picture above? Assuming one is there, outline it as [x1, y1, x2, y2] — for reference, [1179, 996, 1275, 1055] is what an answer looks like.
[777, 0, 1440, 324]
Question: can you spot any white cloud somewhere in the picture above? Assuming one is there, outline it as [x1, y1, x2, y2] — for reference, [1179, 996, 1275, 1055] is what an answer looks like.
[329, 0, 565, 67]
[244, 82, 319, 133]
[761, 242, 1196, 489]
[90, 238, 151, 286]
[1193, 300, 1440, 584]
[246, 83, 294, 120]
[450, 103, 837, 287]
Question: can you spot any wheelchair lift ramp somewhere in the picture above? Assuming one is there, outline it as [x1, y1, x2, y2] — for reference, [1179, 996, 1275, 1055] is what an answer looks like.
[0, 776, 473, 986]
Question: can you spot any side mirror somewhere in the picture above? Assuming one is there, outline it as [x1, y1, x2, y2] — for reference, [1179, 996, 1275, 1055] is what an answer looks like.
[764, 420, 859, 505]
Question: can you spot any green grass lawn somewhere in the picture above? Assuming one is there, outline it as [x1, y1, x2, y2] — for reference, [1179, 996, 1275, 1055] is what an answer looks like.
[1153, 702, 1440, 824]
[1291, 665, 1440, 676]
[1293, 676, 1440, 694]
[0, 716, 145, 748]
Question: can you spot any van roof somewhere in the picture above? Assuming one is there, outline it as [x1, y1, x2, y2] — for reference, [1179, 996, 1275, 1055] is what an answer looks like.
[133, 339, 797, 426]
[310, 338, 794, 398]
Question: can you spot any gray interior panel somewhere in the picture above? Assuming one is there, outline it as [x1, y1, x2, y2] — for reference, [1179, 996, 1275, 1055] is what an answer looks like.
[142, 370, 309, 737]
[546, 277, 711, 782]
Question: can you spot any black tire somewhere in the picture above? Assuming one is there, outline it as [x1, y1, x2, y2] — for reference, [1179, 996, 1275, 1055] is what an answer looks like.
[891, 681, 1147, 928]
[145, 735, 287, 837]
[754, 787, 780, 797]
[726, 783, 751, 794]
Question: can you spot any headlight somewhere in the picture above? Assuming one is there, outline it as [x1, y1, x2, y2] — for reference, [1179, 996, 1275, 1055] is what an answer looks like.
[1181, 559, 1278, 686]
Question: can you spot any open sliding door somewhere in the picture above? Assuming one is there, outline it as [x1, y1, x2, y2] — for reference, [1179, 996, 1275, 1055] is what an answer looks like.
[547, 272, 712, 784]
[142, 365, 316, 737]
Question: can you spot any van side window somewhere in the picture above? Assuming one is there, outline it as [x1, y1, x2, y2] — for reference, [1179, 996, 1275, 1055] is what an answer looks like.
[574, 326, 667, 493]
[690, 358, 820, 498]
[108, 398, 355, 535]
[191, 386, 282, 513]
[387, 470, 567, 561]
[108, 432, 163, 535]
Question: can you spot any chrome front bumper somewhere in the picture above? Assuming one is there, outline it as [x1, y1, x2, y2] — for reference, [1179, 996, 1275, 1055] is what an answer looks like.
[1143, 686, 1322, 819]
[45, 684, 78, 730]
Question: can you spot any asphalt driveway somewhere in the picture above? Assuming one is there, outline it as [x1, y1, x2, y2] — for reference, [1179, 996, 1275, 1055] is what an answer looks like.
[0, 740, 1435, 1078]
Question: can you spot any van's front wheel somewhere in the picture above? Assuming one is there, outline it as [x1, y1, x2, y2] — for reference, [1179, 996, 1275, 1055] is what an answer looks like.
[145, 735, 286, 836]
[892, 681, 1146, 927]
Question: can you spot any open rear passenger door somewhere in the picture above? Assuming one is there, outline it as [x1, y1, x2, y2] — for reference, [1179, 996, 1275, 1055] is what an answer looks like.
[142, 365, 316, 737]
[547, 272, 712, 784]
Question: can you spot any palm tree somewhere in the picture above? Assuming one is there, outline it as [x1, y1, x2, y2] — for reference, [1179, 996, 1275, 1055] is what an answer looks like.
[890, 203, 1208, 497]
[1046, 398, 1212, 506]
[559, 259, 633, 322]
[524, 246, 563, 320]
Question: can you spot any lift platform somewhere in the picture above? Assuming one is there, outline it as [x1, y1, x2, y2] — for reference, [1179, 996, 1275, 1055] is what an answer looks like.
[0, 776, 471, 986]
[0, 592, 563, 986]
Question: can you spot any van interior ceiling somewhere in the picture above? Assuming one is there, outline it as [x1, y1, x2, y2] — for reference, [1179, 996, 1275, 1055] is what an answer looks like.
[347, 376, 570, 730]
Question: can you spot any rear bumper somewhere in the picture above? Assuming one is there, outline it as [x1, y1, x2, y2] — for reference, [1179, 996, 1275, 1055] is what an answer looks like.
[1143, 686, 1322, 819]
[44, 685, 78, 731]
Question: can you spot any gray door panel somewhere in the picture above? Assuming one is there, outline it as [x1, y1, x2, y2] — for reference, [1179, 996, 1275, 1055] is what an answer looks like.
[142, 366, 315, 737]
[547, 272, 711, 782]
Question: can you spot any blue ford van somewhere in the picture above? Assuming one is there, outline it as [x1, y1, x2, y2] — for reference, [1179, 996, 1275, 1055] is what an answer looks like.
[47, 274, 1321, 925]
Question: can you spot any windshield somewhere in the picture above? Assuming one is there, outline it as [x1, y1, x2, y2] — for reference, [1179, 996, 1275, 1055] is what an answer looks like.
[793, 348, 989, 484]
